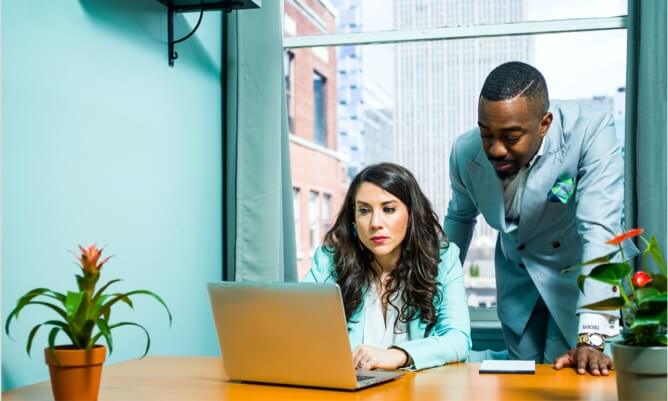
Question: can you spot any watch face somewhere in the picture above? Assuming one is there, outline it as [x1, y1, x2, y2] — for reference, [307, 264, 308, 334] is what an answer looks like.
[589, 334, 604, 347]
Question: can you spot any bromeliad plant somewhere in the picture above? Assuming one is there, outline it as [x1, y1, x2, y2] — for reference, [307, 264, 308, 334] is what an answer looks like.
[569, 229, 667, 346]
[5, 244, 172, 361]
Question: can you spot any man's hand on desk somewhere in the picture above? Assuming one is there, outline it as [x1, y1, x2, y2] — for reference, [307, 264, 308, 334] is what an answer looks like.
[553, 346, 613, 376]
[352, 344, 408, 370]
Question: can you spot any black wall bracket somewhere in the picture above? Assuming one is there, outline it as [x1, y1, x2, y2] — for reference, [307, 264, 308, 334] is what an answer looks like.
[156, 0, 262, 67]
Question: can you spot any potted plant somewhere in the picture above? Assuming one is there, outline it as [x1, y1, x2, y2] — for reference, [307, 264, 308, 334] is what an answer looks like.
[571, 228, 666, 401]
[5, 244, 172, 401]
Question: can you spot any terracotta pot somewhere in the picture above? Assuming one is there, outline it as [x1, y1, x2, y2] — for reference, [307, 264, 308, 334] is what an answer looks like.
[44, 345, 106, 401]
[612, 343, 667, 401]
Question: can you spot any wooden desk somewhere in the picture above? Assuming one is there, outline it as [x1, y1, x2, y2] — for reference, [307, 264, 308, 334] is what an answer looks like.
[3, 356, 617, 401]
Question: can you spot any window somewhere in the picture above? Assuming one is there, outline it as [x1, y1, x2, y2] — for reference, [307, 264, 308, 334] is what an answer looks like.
[284, 0, 627, 307]
[293, 187, 301, 256]
[284, 51, 296, 134]
[313, 71, 327, 146]
[308, 191, 320, 253]
[322, 193, 333, 235]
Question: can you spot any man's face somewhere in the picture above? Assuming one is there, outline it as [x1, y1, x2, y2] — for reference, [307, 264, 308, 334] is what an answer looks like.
[478, 96, 552, 179]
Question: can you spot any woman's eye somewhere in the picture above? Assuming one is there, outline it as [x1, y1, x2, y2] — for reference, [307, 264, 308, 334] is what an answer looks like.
[383, 207, 396, 214]
[358, 208, 369, 215]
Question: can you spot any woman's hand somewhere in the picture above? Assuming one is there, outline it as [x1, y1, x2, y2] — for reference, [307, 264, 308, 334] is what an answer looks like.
[352, 344, 408, 370]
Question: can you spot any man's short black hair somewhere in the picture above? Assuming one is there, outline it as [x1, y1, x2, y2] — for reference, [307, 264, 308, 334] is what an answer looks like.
[480, 61, 549, 117]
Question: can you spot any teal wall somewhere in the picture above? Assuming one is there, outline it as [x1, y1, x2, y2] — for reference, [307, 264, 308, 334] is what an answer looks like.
[2, 0, 222, 390]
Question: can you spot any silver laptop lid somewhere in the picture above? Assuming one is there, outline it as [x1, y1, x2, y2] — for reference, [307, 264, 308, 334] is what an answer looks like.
[207, 281, 359, 389]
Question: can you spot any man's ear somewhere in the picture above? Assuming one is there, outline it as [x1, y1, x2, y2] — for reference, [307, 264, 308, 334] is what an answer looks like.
[539, 112, 553, 138]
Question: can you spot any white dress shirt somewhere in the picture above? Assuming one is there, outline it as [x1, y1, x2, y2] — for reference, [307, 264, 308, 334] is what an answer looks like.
[362, 281, 408, 348]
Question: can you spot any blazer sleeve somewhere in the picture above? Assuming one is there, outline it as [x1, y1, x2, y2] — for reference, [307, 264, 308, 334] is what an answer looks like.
[572, 110, 636, 315]
[301, 247, 337, 284]
[395, 244, 472, 370]
[444, 136, 479, 264]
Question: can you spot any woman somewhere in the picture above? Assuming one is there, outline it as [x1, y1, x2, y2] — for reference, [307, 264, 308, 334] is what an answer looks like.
[303, 163, 470, 371]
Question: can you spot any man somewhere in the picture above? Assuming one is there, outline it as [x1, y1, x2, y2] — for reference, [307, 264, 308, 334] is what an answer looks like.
[444, 61, 630, 375]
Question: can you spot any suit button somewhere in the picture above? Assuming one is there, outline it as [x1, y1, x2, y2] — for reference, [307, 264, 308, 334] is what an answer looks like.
[518, 263, 526, 269]
[552, 241, 561, 249]
[517, 244, 526, 251]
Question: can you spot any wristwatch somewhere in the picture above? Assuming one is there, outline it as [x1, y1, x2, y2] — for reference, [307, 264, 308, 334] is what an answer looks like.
[577, 333, 605, 351]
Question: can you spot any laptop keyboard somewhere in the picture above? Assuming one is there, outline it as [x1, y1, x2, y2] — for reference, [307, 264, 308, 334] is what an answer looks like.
[356, 375, 375, 381]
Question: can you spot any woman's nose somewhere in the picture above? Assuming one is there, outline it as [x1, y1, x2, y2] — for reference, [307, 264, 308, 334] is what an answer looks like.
[370, 213, 383, 229]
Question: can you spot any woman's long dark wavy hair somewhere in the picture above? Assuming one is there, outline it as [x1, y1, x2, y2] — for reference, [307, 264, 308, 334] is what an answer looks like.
[322, 162, 448, 334]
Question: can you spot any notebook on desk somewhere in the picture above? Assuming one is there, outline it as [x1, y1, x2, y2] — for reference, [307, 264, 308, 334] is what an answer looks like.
[207, 281, 404, 390]
[479, 360, 536, 374]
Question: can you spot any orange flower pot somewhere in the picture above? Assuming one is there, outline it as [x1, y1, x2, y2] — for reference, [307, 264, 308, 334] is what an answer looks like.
[44, 345, 106, 401]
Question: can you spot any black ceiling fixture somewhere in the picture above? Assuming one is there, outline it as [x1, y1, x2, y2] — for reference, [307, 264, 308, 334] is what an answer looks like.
[155, 0, 261, 67]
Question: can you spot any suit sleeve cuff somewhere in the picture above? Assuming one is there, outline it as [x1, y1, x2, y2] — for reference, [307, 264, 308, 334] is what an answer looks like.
[578, 312, 620, 337]
[389, 345, 414, 369]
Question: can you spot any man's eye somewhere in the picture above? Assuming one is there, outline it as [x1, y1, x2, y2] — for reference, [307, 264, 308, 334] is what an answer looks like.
[383, 207, 396, 214]
[505, 136, 521, 144]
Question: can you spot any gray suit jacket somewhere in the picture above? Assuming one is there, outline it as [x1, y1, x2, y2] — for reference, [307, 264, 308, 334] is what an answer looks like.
[444, 101, 629, 344]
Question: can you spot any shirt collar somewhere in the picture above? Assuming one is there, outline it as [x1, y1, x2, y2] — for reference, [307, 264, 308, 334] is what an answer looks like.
[526, 137, 546, 168]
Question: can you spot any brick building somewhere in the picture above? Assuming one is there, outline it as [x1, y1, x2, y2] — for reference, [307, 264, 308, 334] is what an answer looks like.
[284, 0, 349, 278]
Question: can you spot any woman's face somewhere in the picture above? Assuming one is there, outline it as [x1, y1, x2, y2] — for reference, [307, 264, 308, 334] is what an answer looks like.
[354, 182, 410, 268]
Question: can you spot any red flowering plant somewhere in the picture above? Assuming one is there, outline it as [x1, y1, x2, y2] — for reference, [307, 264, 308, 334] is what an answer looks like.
[568, 229, 667, 346]
[5, 244, 172, 362]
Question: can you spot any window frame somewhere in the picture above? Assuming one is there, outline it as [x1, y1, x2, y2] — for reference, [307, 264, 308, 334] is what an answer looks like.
[283, 13, 629, 327]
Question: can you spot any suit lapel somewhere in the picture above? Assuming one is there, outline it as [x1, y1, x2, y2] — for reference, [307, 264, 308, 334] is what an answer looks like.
[467, 151, 507, 232]
[347, 295, 365, 349]
[518, 113, 567, 243]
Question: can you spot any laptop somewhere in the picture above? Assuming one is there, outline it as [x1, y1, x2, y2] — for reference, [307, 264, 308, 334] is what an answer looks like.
[207, 281, 404, 390]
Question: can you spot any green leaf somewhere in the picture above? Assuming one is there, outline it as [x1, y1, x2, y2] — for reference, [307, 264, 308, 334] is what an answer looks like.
[630, 316, 663, 329]
[47, 327, 62, 366]
[649, 274, 667, 293]
[76, 275, 84, 292]
[94, 319, 113, 354]
[26, 324, 42, 357]
[98, 290, 172, 327]
[43, 320, 77, 346]
[122, 290, 173, 327]
[634, 305, 667, 325]
[562, 250, 620, 273]
[5, 288, 69, 337]
[636, 287, 660, 303]
[637, 292, 667, 306]
[581, 297, 625, 310]
[646, 236, 667, 275]
[65, 291, 85, 319]
[583, 263, 632, 286]
[577, 275, 587, 293]
[23, 320, 75, 356]
[77, 320, 96, 347]
[93, 279, 122, 302]
[13, 301, 69, 325]
[108, 322, 151, 358]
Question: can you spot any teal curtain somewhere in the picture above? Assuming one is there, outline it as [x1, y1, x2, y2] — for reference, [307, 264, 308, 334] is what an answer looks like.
[624, 0, 667, 262]
[223, 2, 297, 281]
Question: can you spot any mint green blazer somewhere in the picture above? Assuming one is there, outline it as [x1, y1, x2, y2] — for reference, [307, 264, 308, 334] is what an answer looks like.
[302, 244, 471, 370]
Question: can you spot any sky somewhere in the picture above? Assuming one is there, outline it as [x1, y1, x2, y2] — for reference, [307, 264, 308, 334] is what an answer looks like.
[528, 0, 627, 99]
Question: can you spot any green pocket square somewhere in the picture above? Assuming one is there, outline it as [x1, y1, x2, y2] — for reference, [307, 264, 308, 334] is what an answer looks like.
[547, 176, 575, 204]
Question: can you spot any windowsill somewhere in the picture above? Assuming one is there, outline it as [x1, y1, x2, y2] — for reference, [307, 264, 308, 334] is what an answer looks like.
[469, 306, 502, 330]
